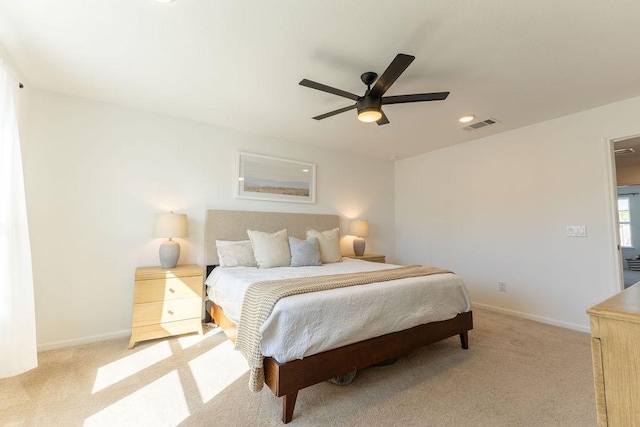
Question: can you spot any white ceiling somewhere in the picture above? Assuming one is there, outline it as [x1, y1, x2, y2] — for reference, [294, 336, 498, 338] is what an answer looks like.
[2, 0, 640, 160]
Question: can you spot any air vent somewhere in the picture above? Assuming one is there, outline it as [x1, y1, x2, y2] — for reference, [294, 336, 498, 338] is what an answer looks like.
[614, 147, 636, 155]
[463, 118, 498, 131]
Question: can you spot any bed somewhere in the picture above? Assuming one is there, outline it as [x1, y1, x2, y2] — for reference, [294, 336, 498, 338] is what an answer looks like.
[204, 209, 473, 423]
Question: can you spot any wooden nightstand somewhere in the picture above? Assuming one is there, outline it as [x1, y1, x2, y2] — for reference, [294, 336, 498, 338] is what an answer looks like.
[344, 254, 386, 263]
[129, 264, 204, 349]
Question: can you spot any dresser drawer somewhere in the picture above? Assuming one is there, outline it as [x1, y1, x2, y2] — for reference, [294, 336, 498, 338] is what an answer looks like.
[132, 297, 202, 327]
[134, 276, 202, 304]
[130, 319, 203, 345]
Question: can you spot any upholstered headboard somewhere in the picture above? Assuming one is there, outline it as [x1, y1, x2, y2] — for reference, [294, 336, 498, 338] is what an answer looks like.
[204, 209, 340, 267]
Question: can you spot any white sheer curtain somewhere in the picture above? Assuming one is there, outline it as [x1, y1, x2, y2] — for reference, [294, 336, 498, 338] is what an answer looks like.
[0, 58, 37, 378]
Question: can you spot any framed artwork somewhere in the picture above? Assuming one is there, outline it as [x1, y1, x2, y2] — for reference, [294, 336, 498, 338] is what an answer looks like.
[235, 152, 316, 203]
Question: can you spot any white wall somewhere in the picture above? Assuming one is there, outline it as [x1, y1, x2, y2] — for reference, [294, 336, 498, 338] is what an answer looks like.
[21, 89, 396, 349]
[395, 96, 640, 331]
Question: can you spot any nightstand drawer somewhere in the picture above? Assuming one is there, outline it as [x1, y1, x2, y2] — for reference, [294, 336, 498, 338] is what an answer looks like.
[132, 297, 202, 327]
[134, 276, 202, 303]
[130, 319, 203, 344]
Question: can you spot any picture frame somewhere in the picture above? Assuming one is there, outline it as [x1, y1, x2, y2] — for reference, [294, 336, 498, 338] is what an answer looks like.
[235, 152, 316, 204]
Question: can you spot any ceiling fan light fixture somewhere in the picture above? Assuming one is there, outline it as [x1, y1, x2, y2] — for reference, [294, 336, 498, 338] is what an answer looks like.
[358, 108, 382, 123]
[357, 96, 382, 123]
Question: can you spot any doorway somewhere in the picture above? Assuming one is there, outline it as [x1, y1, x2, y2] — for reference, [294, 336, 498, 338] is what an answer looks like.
[612, 135, 640, 289]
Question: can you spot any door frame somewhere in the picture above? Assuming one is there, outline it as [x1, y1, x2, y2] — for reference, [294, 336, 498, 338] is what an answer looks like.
[606, 131, 640, 292]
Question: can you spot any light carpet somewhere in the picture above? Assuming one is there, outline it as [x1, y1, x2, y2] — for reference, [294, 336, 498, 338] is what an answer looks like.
[0, 308, 596, 426]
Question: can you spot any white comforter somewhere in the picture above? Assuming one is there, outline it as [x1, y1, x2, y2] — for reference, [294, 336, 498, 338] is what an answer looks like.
[206, 258, 471, 363]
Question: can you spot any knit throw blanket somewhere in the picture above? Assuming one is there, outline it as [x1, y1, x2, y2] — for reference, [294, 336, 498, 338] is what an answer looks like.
[234, 265, 452, 392]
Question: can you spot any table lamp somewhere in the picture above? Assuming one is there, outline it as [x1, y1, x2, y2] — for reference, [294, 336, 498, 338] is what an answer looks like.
[348, 218, 369, 256]
[153, 211, 188, 268]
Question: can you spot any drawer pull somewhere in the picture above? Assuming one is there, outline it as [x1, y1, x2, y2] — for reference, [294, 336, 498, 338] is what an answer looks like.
[169, 288, 175, 293]
[168, 310, 174, 315]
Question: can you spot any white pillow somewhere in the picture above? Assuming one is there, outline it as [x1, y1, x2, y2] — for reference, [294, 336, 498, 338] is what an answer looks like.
[247, 229, 291, 268]
[306, 228, 342, 263]
[215, 240, 256, 267]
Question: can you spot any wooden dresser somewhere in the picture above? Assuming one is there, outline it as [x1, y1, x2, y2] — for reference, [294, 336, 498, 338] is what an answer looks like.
[587, 283, 640, 426]
[129, 264, 204, 349]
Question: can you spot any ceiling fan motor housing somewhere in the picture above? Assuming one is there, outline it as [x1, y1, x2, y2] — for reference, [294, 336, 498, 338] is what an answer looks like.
[357, 95, 382, 115]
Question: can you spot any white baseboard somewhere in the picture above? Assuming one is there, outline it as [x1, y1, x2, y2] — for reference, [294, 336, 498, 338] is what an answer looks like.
[36, 304, 589, 351]
[38, 329, 131, 352]
[472, 302, 590, 333]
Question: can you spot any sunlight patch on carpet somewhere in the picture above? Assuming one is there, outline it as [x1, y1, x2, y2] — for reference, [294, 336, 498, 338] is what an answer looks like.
[84, 370, 189, 426]
[188, 340, 249, 403]
[178, 324, 223, 350]
[92, 341, 172, 393]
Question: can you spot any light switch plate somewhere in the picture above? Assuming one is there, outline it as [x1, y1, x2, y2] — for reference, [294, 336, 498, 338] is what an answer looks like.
[567, 225, 587, 237]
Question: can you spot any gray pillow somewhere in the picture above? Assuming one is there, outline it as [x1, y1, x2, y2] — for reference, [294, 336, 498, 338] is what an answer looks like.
[289, 236, 321, 267]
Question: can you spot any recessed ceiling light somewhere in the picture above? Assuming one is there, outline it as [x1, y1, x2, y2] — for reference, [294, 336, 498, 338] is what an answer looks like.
[459, 115, 475, 123]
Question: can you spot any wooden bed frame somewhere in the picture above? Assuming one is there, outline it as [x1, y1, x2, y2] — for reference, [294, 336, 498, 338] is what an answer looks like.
[209, 301, 472, 423]
[203, 210, 474, 423]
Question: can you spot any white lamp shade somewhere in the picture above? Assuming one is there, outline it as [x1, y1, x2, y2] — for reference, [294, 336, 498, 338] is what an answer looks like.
[348, 219, 369, 237]
[153, 212, 188, 238]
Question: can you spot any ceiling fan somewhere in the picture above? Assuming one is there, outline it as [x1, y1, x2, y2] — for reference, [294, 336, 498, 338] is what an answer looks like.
[299, 53, 449, 125]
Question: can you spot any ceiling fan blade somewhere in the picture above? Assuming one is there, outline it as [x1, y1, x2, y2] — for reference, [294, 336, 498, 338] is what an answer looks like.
[299, 79, 359, 101]
[382, 92, 450, 105]
[368, 54, 415, 98]
[376, 110, 390, 125]
[312, 104, 357, 120]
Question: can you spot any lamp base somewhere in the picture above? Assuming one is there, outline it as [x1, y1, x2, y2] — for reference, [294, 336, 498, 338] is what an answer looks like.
[353, 237, 366, 257]
[159, 240, 180, 268]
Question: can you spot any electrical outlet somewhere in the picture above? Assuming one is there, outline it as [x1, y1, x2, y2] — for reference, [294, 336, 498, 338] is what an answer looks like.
[498, 281, 507, 292]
